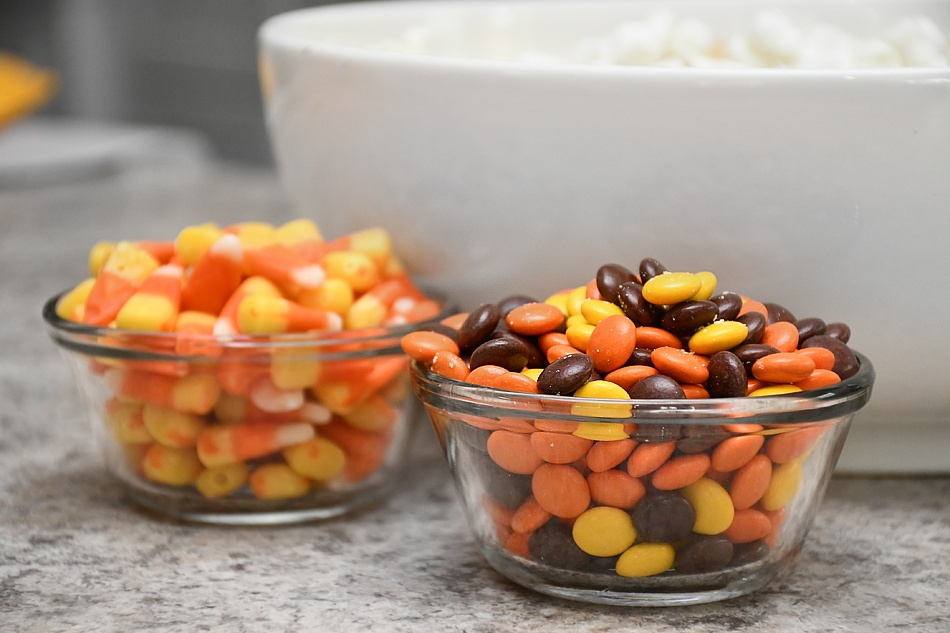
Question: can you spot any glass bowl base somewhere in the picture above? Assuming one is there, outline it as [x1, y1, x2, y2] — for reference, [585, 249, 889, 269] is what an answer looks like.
[482, 544, 792, 606]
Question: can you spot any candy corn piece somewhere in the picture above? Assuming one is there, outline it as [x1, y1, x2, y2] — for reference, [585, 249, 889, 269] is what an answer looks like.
[248, 463, 311, 499]
[323, 226, 392, 270]
[213, 275, 283, 337]
[224, 221, 278, 252]
[320, 419, 391, 483]
[321, 250, 381, 294]
[114, 264, 183, 332]
[243, 242, 326, 291]
[296, 278, 353, 317]
[104, 367, 220, 414]
[142, 444, 203, 486]
[237, 295, 343, 334]
[274, 218, 325, 262]
[89, 240, 173, 275]
[56, 278, 95, 321]
[82, 241, 160, 326]
[312, 356, 407, 413]
[195, 462, 249, 499]
[136, 240, 175, 264]
[180, 233, 244, 315]
[105, 397, 151, 444]
[174, 310, 220, 357]
[174, 223, 222, 266]
[88, 241, 115, 277]
[248, 375, 306, 413]
[196, 420, 315, 468]
[345, 277, 425, 330]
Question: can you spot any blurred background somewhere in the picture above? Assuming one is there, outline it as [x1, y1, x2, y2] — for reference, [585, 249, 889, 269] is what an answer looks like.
[1, 0, 353, 166]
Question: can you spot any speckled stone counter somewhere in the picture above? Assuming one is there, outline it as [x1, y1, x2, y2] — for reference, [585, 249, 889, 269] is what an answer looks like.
[2, 150, 948, 632]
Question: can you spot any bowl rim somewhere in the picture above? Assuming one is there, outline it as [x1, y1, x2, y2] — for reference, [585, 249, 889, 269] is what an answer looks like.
[258, 0, 950, 79]
[409, 351, 875, 425]
[42, 289, 451, 362]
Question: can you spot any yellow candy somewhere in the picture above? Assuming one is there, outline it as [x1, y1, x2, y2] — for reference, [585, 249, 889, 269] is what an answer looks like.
[298, 278, 354, 317]
[749, 385, 803, 397]
[544, 292, 570, 315]
[565, 322, 595, 352]
[270, 351, 320, 391]
[195, 462, 249, 499]
[175, 223, 222, 266]
[275, 218, 322, 245]
[342, 394, 397, 432]
[56, 278, 95, 321]
[172, 373, 221, 415]
[114, 264, 183, 332]
[566, 285, 588, 316]
[572, 422, 630, 441]
[105, 398, 151, 445]
[142, 444, 203, 486]
[682, 477, 735, 535]
[616, 543, 676, 578]
[283, 437, 346, 482]
[88, 241, 115, 277]
[580, 299, 624, 325]
[248, 463, 311, 499]
[760, 459, 804, 511]
[688, 320, 749, 355]
[322, 250, 381, 294]
[142, 403, 206, 449]
[232, 221, 278, 251]
[572, 507, 637, 557]
[521, 367, 544, 381]
[346, 227, 392, 269]
[690, 271, 718, 301]
[641, 272, 703, 306]
[571, 380, 631, 419]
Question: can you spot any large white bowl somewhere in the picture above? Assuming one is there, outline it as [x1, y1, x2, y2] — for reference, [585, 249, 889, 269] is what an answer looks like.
[258, 0, 950, 472]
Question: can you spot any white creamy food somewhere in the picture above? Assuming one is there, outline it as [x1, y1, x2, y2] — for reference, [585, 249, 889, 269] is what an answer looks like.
[374, 9, 950, 69]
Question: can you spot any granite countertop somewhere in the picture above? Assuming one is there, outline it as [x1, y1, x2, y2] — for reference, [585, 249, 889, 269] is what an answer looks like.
[1, 133, 948, 632]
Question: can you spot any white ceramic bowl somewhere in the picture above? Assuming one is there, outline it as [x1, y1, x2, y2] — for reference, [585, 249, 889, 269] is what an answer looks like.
[258, 0, 950, 472]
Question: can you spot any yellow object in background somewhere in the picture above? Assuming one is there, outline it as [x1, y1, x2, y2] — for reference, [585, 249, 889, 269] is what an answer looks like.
[0, 53, 56, 127]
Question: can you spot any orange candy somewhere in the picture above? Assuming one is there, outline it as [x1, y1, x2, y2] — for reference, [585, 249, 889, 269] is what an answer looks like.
[760, 321, 800, 353]
[651, 453, 711, 491]
[626, 441, 676, 478]
[400, 331, 460, 363]
[530, 432, 593, 464]
[729, 454, 772, 510]
[430, 350, 470, 381]
[794, 346, 836, 371]
[487, 430, 543, 475]
[767, 425, 826, 464]
[587, 469, 646, 509]
[511, 496, 553, 534]
[794, 369, 841, 391]
[711, 434, 765, 472]
[586, 314, 637, 374]
[531, 463, 590, 519]
[651, 347, 710, 385]
[752, 352, 815, 384]
[586, 438, 636, 472]
[634, 326, 683, 350]
[505, 302, 566, 336]
[723, 508, 773, 544]
[603, 365, 659, 392]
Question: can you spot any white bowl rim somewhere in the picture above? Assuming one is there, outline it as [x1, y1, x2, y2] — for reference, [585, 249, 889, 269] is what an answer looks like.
[258, 0, 950, 80]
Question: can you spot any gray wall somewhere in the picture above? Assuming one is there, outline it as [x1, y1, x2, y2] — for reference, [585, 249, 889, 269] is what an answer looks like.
[1, 0, 352, 164]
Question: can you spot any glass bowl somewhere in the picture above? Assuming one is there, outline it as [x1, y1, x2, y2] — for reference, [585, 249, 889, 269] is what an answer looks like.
[43, 291, 448, 525]
[410, 353, 874, 606]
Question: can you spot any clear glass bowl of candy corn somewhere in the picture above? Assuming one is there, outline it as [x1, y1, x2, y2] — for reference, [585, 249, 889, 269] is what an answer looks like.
[405, 258, 875, 606]
[43, 219, 449, 525]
